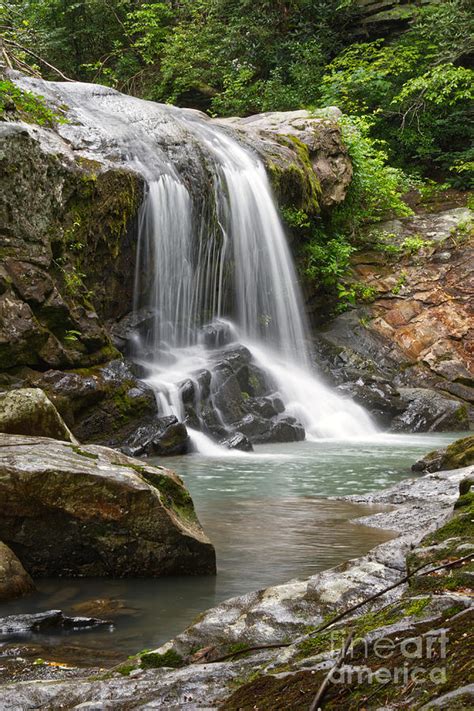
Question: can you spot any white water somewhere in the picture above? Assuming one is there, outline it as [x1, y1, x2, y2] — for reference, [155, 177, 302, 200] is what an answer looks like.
[137, 121, 376, 442]
[14, 75, 376, 443]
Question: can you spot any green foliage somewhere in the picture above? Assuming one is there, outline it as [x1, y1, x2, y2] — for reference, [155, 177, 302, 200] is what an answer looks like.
[2, 0, 471, 181]
[400, 236, 427, 255]
[391, 273, 408, 295]
[304, 235, 354, 288]
[0, 79, 65, 125]
[331, 116, 412, 236]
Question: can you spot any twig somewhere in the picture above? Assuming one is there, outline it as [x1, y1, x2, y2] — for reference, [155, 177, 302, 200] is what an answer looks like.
[204, 553, 473, 664]
[309, 629, 354, 711]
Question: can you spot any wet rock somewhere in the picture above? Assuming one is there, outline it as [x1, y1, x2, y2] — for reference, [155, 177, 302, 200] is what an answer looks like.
[200, 320, 236, 348]
[120, 416, 192, 457]
[0, 388, 77, 442]
[391, 387, 469, 432]
[0, 610, 111, 637]
[220, 432, 253, 452]
[412, 434, 474, 473]
[337, 377, 405, 427]
[110, 307, 157, 355]
[0, 434, 216, 577]
[0, 541, 35, 601]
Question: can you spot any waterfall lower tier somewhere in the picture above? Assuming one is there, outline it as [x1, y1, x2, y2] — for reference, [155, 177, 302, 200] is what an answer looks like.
[14, 76, 376, 444]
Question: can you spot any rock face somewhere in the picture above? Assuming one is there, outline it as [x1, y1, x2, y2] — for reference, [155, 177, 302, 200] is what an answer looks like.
[0, 122, 142, 372]
[224, 108, 352, 211]
[0, 541, 35, 601]
[315, 205, 474, 430]
[0, 388, 76, 442]
[0, 434, 216, 577]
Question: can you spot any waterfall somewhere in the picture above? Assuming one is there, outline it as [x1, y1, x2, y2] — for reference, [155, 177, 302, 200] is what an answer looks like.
[133, 114, 376, 440]
[14, 76, 376, 443]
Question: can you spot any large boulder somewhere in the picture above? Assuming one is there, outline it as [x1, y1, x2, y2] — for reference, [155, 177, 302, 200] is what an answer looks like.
[391, 387, 469, 432]
[0, 387, 77, 442]
[0, 542, 35, 601]
[413, 434, 474, 473]
[0, 434, 215, 577]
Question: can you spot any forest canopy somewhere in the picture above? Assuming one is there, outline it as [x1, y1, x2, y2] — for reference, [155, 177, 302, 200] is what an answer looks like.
[1, 0, 473, 182]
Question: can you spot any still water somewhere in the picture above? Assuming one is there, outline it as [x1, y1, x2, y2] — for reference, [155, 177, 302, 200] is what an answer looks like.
[1, 433, 462, 656]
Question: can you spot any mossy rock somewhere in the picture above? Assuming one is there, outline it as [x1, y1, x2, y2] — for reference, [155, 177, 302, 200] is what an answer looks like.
[412, 434, 474, 473]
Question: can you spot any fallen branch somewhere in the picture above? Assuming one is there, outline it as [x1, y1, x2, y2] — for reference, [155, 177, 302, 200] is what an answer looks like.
[309, 629, 354, 711]
[3, 38, 74, 81]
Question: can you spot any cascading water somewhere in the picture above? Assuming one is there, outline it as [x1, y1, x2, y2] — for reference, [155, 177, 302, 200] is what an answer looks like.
[133, 115, 376, 441]
[14, 75, 376, 445]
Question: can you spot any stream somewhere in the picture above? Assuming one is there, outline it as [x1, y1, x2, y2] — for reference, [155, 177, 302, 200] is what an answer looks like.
[0, 432, 463, 658]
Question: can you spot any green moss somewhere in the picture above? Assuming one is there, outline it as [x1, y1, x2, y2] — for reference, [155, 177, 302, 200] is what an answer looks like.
[297, 629, 345, 658]
[70, 445, 99, 460]
[227, 641, 250, 656]
[266, 135, 321, 215]
[141, 470, 197, 523]
[116, 663, 135, 676]
[403, 596, 431, 616]
[443, 435, 474, 469]
[140, 649, 183, 669]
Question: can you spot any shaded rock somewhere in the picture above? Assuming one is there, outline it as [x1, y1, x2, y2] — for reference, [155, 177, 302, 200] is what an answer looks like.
[23, 359, 158, 444]
[200, 320, 236, 348]
[0, 610, 111, 637]
[0, 122, 142, 371]
[0, 388, 77, 442]
[0, 293, 48, 369]
[0, 434, 216, 577]
[120, 416, 192, 457]
[413, 434, 474, 473]
[391, 387, 469, 432]
[337, 377, 405, 427]
[220, 432, 253, 452]
[109, 307, 157, 355]
[0, 541, 35, 601]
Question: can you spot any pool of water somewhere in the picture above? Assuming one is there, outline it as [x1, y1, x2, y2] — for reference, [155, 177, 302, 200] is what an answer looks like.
[0, 432, 463, 657]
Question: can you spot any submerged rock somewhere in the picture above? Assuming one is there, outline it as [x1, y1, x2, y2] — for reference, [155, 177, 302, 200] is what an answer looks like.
[0, 541, 35, 601]
[0, 434, 216, 577]
[0, 610, 111, 637]
[0, 387, 77, 442]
